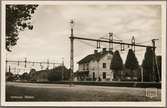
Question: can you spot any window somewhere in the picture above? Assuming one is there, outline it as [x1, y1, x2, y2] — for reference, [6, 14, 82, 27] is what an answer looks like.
[103, 72, 106, 79]
[86, 64, 89, 70]
[103, 63, 106, 68]
[83, 64, 85, 70]
[92, 67, 95, 70]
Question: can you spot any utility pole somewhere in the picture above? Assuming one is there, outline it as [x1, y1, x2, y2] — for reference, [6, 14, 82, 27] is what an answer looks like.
[18, 60, 19, 66]
[9, 65, 11, 73]
[97, 40, 100, 49]
[120, 40, 125, 51]
[40, 63, 43, 70]
[24, 58, 27, 68]
[62, 57, 64, 81]
[69, 19, 74, 84]
[47, 59, 49, 70]
[109, 32, 113, 51]
[141, 66, 143, 82]
[32, 61, 35, 66]
[131, 36, 135, 53]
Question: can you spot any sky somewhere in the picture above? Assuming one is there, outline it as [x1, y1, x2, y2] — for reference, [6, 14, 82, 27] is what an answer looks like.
[6, 4, 162, 72]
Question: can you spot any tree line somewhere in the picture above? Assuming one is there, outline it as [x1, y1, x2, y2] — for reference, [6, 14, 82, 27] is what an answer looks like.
[6, 65, 71, 82]
[110, 48, 161, 82]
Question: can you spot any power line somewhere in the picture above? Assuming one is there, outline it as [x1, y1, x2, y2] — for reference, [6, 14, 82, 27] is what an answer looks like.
[113, 34, 121, 40]
[77, 39, 96, 48]
[136, 40, 152, 44]
[71, 36, 155, 48]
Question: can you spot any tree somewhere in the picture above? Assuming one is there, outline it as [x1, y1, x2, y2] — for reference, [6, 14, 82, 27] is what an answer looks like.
[156, 56, 161, 81]
[110, 50, 123, 81]
[48, 66, 70, 81]
[21, 72, 30, 81]
[6, 5, 38, 51]
[125, 49, 139, 80]
[29, 68, 36, 81]
[142, 47, 154, 82]
[6, 72, 14, 81]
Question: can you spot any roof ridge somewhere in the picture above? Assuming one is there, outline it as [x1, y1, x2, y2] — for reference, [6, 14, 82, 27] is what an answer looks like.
[78, 51, 113, 64]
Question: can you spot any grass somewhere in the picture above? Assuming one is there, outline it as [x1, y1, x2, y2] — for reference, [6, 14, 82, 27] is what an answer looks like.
[6, 82, 161, 101]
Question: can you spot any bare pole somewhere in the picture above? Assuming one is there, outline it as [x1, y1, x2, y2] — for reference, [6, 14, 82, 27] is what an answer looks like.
[69, 19, 74, 84]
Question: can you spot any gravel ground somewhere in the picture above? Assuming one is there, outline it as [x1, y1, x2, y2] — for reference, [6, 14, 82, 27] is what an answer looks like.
[6, 82, 161, 101]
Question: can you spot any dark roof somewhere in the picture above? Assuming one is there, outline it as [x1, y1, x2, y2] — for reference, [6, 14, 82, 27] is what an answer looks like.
[78, 51, 113, 64]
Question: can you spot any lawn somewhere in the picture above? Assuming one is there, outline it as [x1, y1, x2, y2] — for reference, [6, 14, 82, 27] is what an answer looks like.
[6, 82, 161, 101]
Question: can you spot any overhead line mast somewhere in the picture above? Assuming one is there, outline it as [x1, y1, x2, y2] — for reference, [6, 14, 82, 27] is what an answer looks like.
[69, 19, 74, 84]
[71, 36, 155, 49]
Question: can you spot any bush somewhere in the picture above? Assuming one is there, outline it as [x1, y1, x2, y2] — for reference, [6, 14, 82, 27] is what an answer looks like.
[6, 72, 14, 81]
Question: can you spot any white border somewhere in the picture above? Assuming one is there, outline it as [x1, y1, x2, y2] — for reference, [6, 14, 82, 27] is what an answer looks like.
[1, 1, 166, 107]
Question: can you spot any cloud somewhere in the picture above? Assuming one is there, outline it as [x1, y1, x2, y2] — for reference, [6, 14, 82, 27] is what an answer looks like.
[7, 4, 161, 71]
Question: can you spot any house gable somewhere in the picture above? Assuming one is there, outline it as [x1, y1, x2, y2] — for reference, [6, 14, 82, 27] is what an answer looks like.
[78, 50, 113, 65]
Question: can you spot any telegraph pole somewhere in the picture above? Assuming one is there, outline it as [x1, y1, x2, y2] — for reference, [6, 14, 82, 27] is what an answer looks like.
[62, 57, 64, 81]
[47, 59, 49, 69]
[109, 32, 113, 51]
[24, 58, 27, 68]
[69, 20, 74, 84]
[9, 65, 11, 73]
[131, 36, 135, 53]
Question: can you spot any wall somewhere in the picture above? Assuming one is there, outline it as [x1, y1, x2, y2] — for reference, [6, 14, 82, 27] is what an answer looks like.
[88, 53, 113, 81]
[78, 63, 89, 71]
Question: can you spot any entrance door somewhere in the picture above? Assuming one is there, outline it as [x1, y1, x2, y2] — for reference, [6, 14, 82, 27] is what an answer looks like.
[103, 72, 106, 79]
[93, 72, 95, 81]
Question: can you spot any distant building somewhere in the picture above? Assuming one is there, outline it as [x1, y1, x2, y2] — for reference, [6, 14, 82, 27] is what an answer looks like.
[77, 48, 113, 81]
[29, 66, 70, 82]
[29, 69, 49, 82]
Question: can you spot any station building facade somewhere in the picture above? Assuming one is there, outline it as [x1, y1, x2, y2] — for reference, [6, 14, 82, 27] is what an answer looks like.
[77, 48, 114, 81]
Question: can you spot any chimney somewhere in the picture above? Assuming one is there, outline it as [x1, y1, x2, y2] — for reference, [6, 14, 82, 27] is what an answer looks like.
[94, 50, 98, 54]
[102, 48, 106, 53]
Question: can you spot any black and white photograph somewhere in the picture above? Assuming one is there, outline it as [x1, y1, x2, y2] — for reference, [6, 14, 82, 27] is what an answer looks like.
[0, 0, 166, 107]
